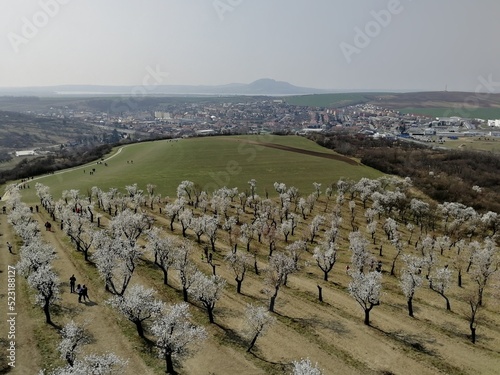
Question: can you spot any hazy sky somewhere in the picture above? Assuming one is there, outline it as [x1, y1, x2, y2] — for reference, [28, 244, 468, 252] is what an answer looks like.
[1, 0, 499, 91]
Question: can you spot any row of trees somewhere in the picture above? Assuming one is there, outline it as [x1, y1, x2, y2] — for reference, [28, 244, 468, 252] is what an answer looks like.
[28, 183, 321, 373]
[22, 171, 500, 372]
[38, 174, 500, 343]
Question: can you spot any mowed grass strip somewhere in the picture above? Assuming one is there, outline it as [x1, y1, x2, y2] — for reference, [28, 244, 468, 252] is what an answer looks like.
[17, 135, 382, 204]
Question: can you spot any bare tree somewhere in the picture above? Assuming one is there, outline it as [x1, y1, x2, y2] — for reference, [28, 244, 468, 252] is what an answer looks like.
[151, 303, 207, 374]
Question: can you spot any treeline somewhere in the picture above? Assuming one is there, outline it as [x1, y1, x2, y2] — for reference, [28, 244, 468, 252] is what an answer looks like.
[0, 144, 112, 184]
[309, 133, 500, 213]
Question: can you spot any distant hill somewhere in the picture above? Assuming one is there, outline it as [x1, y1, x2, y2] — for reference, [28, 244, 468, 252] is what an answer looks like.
[0, 79, 329, 96]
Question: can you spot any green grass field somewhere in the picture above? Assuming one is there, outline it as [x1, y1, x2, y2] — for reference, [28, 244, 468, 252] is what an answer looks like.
[13, 135, 382, 204]
[398, 107, 500, 120]
[442, 137, 500, 153]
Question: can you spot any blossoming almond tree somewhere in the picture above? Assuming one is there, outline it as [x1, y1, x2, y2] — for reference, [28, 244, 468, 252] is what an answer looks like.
[244, 304, 276, 352]
[348, 271, 382, 326]
[190, 272, 226, 324]
[107, 284, 164, 338]
[151, 303, 207, 374]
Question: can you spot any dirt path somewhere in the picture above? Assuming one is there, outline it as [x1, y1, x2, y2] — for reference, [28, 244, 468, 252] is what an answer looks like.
[0, 212, 42, 374]
[0, 210, 153, 374]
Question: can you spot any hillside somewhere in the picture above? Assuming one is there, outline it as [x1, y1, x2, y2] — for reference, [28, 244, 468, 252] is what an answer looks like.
[13, 135, 382, 202]
[0, 110, 106, 156]
[285, 91, 500, 118]
[0, 136, 498, 375]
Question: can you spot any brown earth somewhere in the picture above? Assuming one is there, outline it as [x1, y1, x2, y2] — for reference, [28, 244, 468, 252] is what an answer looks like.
[1, 193, 499, 375]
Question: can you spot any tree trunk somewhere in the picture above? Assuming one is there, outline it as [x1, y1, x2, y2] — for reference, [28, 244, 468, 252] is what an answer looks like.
[445, 295, 451, 311]
[254, 257, 259, 275]
[247, 332, 259, 352]
[134, 320, 145, 338]
[236, 279, 242, 294]
[182, 287, 188, 302]
[162, 269, 169, 286]
[407, 297, 414, 317]
[364, 309, 370, 326]
[317, 285, 323, 302]
[323, 271, 328, 282]
[165, 352, 175, 374]
[269, 295, 276, 312]
[207, 307, 214, 324]
[458, 270, 462, 287]
[470, 324, 476, 344]
[43, 300, 52, 325]
[390, 260, 396, 276]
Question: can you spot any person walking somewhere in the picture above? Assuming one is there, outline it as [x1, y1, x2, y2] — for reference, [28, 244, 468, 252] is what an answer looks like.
[76, 284, 83, 303]
[69, 275, 76, 293]
[82, 285, 89, 302]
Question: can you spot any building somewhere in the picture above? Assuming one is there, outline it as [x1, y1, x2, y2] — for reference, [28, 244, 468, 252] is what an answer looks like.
[487, 119, 500, 127]
[15, 150, 36, 157]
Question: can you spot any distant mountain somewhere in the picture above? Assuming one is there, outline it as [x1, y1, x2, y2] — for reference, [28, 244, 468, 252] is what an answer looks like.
[0, 79, 329, 96]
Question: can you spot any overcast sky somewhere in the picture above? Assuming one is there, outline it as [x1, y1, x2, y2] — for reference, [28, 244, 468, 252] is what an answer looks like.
[1, 0, 499, 92]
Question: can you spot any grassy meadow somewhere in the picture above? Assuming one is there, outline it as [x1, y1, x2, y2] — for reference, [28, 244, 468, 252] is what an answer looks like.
[15, 135, 382, 204]
[442, 137, 500, 153]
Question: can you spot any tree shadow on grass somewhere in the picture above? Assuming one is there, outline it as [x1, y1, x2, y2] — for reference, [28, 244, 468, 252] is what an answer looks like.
[372, 326, 436, 356]
[213, 322, 248, 350]
[291, 316, 350, 336]
[139, 257, 158, 271]
[248, 351, 291, 373]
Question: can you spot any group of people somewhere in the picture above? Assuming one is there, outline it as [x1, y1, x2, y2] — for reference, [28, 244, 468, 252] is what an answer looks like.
[69, 275, 90, 303]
